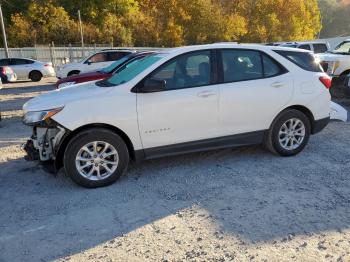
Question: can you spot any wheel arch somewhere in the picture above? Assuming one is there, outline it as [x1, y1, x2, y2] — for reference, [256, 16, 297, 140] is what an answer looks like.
[339, 69, 350, 76]
[68, 70, 80, 76]
[271, 105, 317, 134]
[54, 123, 139, 171]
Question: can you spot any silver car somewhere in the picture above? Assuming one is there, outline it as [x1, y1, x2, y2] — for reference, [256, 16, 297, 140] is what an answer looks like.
[0, 58, 56, 82]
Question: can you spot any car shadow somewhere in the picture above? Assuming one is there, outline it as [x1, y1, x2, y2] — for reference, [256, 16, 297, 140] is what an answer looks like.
[1, 84, 56, 96]
[0, 97, 35, 112]
[1, 122, 350, 261]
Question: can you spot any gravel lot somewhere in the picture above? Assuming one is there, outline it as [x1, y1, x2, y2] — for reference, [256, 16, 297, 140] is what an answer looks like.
[1, 79, 350, 262]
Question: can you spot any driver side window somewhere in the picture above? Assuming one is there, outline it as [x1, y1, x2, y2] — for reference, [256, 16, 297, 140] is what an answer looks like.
[149, 51, 211, 90]
[86, 53, 107, 64]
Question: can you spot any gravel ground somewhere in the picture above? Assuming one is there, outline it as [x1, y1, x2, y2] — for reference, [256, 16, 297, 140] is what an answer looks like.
[1, 79, 350, 262]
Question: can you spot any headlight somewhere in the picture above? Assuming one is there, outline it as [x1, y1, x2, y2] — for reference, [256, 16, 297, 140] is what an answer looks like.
[23, 107, 63, 125]
[58, 82, 76, 89]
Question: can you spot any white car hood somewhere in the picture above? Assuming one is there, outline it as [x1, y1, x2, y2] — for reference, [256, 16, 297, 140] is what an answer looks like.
[23, 81, 111, 112]
[60, 61, 80, 70]
[317, 52, 350, 62]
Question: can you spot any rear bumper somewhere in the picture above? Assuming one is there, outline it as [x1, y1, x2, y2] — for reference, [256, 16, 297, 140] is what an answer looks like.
[312, 117, 330, 134]
[6, 73, 17, 82]
[42, 69, 56, 77]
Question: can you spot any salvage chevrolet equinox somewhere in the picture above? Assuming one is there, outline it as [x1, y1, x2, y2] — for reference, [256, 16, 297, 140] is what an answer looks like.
[23, 44, 332, 188]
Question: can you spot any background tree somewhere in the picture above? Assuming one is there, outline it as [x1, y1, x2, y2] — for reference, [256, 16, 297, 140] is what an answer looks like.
[2, 0, 323, 47]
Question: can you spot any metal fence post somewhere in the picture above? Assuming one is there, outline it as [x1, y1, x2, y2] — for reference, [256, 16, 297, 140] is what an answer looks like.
[34, 44, 38, 60]
[49, 42, 55, 67]
[68, 43, 73, 62]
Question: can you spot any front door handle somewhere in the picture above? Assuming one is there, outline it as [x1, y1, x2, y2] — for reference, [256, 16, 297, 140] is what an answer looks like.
[271, 82, 285, 88]
[197, 91, 216, 98]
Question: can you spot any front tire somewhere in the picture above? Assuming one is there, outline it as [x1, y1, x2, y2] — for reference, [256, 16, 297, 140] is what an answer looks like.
[265, 109, 311, 156]
[64, 128, 129, 188]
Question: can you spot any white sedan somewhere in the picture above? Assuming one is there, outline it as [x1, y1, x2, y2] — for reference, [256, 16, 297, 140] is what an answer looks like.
[23, 43, 333, 188]
[0, 58, 55, 82]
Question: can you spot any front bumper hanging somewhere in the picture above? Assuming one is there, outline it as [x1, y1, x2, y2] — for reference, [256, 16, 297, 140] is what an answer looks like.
[22, 126, 66, 162]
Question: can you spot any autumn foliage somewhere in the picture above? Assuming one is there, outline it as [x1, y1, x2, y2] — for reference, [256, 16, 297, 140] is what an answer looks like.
[5, 0, 321, 47]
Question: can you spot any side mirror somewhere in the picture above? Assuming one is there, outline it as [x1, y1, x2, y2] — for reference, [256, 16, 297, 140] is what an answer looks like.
[87, 60, 92, 65]
[139, 79, 166, 93]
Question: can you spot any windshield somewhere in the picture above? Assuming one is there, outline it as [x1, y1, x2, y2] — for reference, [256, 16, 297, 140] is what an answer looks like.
[99, 56, 130, 74]
[105, 54, 165, 86]
[330, 41, 350, 54]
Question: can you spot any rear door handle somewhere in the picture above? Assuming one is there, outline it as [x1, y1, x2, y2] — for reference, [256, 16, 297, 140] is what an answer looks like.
[197, 91, 216, 98]
[271, 82, 285, 88]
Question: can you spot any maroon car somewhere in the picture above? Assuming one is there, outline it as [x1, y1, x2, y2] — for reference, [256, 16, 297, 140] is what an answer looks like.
[56, 52, 155, 89]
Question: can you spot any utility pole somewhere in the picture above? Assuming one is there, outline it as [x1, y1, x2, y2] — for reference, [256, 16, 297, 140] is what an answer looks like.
[0, 3, 9, 58]
[78, 10, 85, 57]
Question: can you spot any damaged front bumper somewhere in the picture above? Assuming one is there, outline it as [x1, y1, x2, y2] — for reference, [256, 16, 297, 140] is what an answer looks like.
[22, 123, 67, 168]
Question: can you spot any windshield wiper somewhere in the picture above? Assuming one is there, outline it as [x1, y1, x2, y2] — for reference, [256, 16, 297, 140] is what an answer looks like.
[96, 80, 114, 87]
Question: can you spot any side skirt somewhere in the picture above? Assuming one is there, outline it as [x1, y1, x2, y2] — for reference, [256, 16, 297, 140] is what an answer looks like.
[135, 130, 267, 161]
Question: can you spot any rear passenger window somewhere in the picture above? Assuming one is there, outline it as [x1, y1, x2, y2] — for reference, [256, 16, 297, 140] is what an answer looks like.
[222, 50, 263, 82]
[0, 59, 9, 66]
[274, 50, 322, 72]
[313, 44, 328, 54]
[221, 50, 286, 82]
[11, 59, 27, 65]
[262, 54, 285, 77]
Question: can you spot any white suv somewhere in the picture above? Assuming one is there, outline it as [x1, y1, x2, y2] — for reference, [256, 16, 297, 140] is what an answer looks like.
[23, 44, 331, 188]
[56, 49, 134, 79]
[317, 40, 350, 80]
[280, 41, 330, 54]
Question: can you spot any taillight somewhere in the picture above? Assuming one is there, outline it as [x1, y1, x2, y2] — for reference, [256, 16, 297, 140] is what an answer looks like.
[44, 64, 51, 67]
[1, 67, 5, 74]
[319, 76, 332, 89]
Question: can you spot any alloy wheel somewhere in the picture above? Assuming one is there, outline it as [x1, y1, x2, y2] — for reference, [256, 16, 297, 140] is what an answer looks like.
[75, 141, 119, 181]
[278, 118, 306, 151]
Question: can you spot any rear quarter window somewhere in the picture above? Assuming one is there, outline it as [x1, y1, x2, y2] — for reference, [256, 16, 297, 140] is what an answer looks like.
[274, 50, 322, 72]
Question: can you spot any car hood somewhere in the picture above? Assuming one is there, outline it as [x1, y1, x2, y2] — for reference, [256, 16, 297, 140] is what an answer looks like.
[317, 52, 350, 62]
[60, 62, 80, 69]
[23, 81, 111, 112]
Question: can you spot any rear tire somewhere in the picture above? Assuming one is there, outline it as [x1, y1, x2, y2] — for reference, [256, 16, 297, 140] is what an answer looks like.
[63, 128, 129, 188]
[1, 76, 8, 83]
[29, 71, 42, 82]
[265, 109, 311, 156]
